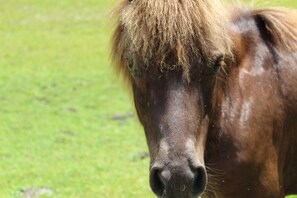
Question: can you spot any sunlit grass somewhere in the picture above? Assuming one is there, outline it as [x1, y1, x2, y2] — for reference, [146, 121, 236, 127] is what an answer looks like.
[0, 0, 152, 197]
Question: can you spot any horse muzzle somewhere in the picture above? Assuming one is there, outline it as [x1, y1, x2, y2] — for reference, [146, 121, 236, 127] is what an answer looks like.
[149, 159, 207, 198]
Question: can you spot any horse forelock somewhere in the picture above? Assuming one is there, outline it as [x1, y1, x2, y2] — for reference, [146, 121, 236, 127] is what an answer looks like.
[112, 0, 233, 80]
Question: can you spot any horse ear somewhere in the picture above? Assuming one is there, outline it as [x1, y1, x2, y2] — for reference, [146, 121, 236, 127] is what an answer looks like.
[251, 8, 297, 52]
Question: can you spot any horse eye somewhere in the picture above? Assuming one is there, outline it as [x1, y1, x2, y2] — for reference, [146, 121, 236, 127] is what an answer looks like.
[128, 63, 133, 70]
[128, 63, 142, 78]
[209, 55, 224, 75]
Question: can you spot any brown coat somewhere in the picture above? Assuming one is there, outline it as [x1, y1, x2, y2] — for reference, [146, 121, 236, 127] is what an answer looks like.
[111, 1, 297, 197]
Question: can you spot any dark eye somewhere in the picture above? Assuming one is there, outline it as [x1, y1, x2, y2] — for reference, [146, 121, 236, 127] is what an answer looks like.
[128, 63, 142, 78]
[208, 55, 224, 76]
[128, 0, 134, 3]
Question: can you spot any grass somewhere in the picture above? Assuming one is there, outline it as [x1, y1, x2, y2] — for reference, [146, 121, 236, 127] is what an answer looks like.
[0, 0, 296, 197]
[0, 0, 151, 197]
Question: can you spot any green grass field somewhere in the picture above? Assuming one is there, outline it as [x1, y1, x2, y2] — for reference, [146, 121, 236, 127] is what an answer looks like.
[0, 0, 296, 197]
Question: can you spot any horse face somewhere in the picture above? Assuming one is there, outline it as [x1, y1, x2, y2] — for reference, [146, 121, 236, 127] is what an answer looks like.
[131, 67, 211, 197]
[112, 0, 229, 196]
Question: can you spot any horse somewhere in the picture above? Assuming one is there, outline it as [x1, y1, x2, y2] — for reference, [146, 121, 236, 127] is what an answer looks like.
[111, 0, 297, 197]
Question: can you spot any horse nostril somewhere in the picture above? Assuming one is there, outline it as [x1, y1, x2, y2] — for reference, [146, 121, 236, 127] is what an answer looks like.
[192, 166, 207, 196]
[149, 166, 168, 196]
[150, 164, 206, 197]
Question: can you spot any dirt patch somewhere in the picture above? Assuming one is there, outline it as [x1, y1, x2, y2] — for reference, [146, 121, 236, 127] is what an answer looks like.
[21, 187, 54, 198]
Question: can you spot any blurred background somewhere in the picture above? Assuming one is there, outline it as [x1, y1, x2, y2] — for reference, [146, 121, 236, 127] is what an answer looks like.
[0, 0, 296, 197]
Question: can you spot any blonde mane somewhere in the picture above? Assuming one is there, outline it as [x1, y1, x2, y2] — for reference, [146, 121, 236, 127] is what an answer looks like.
[111, 0, 232, 80]
[111, 0, 297, 82]
[251, 7, 297, 52]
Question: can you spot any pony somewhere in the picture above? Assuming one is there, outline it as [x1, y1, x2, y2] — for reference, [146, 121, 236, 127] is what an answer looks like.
[111, 0, 297, 197]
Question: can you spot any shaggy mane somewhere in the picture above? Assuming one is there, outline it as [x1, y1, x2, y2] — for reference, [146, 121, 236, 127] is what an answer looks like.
[111, 0, 232, 81]
[251, 7, 297, 52]
[111, 0, 297, 83]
